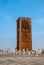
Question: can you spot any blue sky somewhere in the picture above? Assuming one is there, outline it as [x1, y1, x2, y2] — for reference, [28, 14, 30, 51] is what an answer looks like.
[0, 0, 44, 50]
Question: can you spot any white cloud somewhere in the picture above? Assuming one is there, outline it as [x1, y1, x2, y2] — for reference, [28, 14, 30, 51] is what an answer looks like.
[37, 17, 44, 24]
[4, 15, 10, 20]
[41, 8, 44, 12]
[3, 15, 13, 23]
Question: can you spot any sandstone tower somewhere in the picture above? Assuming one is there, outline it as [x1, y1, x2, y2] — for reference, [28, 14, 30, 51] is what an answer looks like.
[17, 17, 32, 51]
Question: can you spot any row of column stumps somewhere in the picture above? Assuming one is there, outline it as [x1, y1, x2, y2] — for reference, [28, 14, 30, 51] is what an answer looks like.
[15, 49, 36, 56]
[15, 49, 44, 56]
[0, 49, 44, 56]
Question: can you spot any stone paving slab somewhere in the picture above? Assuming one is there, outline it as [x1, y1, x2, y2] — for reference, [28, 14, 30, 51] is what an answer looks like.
[0, 55, 44, 65]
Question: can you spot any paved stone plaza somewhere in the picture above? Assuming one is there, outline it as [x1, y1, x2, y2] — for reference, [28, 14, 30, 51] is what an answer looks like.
[0, 53, 44, 65]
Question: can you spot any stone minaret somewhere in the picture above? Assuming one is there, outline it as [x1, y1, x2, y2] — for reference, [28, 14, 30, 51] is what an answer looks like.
[17, 17, 32, 51]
